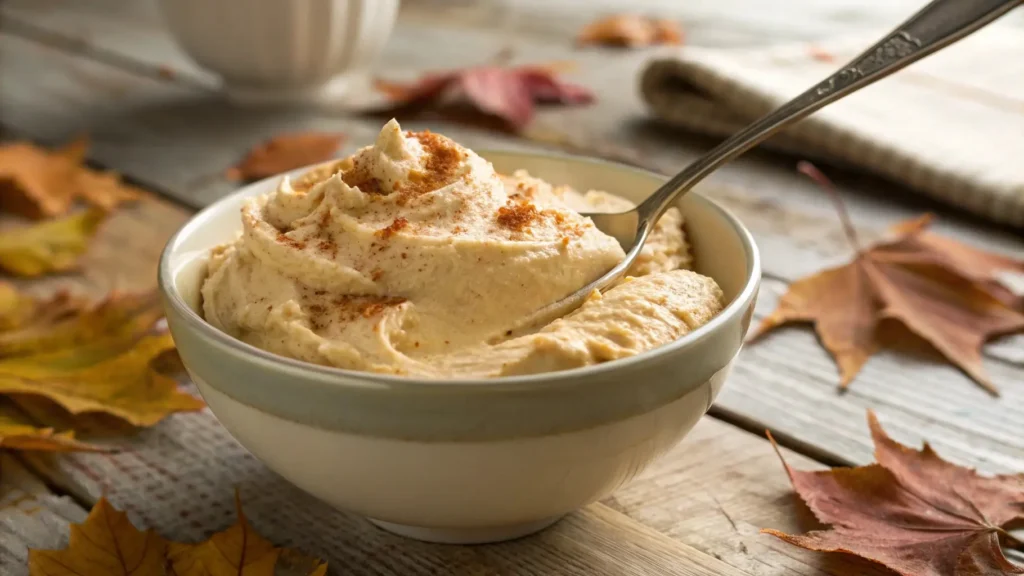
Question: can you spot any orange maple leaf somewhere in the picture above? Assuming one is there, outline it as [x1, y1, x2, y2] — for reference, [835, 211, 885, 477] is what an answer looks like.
[167, 490, 327, 576]
[226, 133, 346, 182]
[751, 162, 1024, 395]
[28, 493, 327, 575]
[29, 497, 168, 575]
[576, 14, 684, 48]
[0, 138, 139, 219]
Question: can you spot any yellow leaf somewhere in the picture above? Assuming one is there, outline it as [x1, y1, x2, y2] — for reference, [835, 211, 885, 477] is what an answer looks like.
[277, 550, 329, 576]
[0, 292, 203, 426]
[29, 493, 327, 575]
[28, 497, 168, 576]
[0, 291, 158, 358]
[0, 332, 202, 426]
[0, 282, 87, 333]
[167, 492, 280, 576]
[0, 398, 105, 452]
[0, 209, 106, 277]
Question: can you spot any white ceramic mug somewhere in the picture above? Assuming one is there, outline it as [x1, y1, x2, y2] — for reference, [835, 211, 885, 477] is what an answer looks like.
[158, 0, 399, 104]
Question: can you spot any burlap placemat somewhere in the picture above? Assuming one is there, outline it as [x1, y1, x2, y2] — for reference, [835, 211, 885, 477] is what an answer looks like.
[640, 28, 1024, 228]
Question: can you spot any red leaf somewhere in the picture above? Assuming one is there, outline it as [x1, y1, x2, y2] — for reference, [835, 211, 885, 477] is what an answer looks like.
[764, 411, 1024, 576]
[373, 65, 594, 130]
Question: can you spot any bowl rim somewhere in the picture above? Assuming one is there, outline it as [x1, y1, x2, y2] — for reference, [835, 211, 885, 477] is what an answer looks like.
[158, 148, 761, 393]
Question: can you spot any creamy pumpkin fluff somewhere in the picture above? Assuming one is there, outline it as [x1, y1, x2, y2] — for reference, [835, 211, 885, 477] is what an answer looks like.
[201, 120, 723, 378]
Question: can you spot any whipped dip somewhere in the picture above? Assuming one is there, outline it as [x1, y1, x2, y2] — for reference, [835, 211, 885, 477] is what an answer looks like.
[202, 120, 723, 378]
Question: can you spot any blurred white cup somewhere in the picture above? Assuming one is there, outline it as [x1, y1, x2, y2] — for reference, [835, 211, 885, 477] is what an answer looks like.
[158, 0, 399, 105]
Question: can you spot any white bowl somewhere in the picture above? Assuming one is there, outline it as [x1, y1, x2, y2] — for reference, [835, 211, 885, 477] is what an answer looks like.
[157, 0, 398, 105]
[159, 151, 761, 544]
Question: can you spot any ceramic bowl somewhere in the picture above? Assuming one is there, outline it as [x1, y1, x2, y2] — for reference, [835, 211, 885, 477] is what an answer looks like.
[159, 151, 761, 544]
[157, 0, 399, 105]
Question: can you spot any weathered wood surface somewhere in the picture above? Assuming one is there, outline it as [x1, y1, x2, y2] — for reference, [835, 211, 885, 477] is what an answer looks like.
[0, 455, 88, 571]
[0, 0, 1022, 573]
[2, 0, 1022, 477]
[10, 406, 893, 576]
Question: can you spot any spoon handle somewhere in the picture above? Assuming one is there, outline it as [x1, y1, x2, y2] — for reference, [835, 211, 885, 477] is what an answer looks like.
[638, 0, 1022, 224]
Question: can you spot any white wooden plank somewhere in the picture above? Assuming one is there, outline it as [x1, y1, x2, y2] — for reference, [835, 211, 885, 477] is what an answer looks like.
[0, 455, 88, 576]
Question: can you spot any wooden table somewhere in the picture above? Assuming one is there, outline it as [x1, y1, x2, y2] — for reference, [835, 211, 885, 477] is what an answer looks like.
[1, 1, 1022, 574]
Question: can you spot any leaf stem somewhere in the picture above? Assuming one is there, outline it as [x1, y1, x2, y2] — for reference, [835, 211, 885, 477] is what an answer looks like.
[796, 161, 863, 256]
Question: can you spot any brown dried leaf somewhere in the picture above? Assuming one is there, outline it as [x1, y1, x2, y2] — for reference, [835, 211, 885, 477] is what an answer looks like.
[29, 497, 168, 575]
[764, 411, 1024, 576]
[167, 491, 328, 575]
[373, 64, 594, 131]
[576, 14, 684, 48]
[0, 209, 107, 276]
[0, 138, 140, 219]
[0, 292, 204, 427]
[751, 164, 1024, 394]
[227, 132, 346, 181]
[890, 216, 1024, 308]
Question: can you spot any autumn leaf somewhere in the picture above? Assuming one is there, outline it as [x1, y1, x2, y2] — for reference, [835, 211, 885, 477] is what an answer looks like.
[0, 398, 105, 452]
[889, 217, 1024, 309]
[75, 168, 145, 212]
[750, 162, 1024, 395]
[374, 64, 594, 130]
[167, 491, 328, 576]
[0, 282, 86, 332]
[763, 411, 1024, 576]
[0, 291, 204, 427]
[29, 497, 168, 576]
[0, 138, 139, 219]
[226, 132, 346, 181]
[28, 494, 327, 575]
[0, 290, 157, 358]
[0, 209, 106, 276]
[576, 14, 684, 48]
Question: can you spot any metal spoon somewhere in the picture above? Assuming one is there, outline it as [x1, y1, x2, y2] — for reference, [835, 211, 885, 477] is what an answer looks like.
[502, 0, 1021, 339]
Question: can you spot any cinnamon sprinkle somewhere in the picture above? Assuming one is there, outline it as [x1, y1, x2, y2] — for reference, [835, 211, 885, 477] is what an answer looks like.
[276, 232, 306, 250]
[340, 157, 384, 194]
[360, 297, 406, 318]
[376, 217, 409, 239]
[496, 202, 539, 231]
[324, 295, 408, 324]
[393, 131, 463, 204]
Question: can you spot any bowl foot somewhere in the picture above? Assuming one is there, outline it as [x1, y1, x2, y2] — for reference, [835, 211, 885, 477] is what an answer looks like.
[368, 515, 564, 544]
[221, 76, 352, 106]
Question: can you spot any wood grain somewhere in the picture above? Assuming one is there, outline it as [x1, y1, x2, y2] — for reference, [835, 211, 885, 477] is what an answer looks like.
[0, 0, 1022, 572]
[2, 23, 1020, 476]
[15, 409, 891, 576]
[0, 455, 87, 574]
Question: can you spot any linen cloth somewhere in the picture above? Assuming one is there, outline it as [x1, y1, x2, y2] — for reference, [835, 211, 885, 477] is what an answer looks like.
[640, 28, 1024, 227]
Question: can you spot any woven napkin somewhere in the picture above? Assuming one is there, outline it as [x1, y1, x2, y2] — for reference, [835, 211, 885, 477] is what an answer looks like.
[640, 28, 1024, 228]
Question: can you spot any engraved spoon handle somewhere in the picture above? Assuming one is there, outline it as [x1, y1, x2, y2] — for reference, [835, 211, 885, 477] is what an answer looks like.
[636, 0, 1022, 227]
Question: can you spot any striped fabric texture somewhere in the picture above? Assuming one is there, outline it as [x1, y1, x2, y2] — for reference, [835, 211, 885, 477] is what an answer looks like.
[641, 28, 1024, 228]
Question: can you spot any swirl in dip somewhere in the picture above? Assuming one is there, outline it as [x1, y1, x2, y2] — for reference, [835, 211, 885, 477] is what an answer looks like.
[201, 120, 723, 378]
